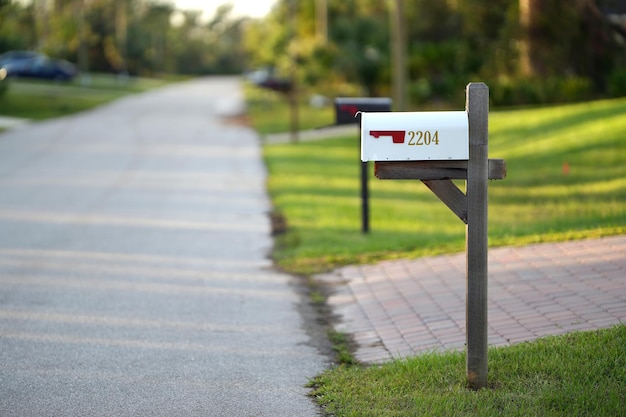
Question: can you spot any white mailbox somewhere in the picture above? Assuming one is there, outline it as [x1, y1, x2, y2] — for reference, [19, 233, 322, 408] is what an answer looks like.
[361, 111, 469, 162]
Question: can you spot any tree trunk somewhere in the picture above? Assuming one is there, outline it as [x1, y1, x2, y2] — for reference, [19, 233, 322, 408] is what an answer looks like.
[390, 0, 408, 110]
[519, 0, 545, 76]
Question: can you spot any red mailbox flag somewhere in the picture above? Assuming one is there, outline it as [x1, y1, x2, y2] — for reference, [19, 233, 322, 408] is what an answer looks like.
[369, 130, 406, 144]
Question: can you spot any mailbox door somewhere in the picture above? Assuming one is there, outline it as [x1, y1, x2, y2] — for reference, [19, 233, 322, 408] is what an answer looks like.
[361, 111, 469, 161]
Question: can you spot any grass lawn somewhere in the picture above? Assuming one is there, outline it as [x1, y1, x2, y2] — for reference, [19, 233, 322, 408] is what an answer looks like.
[0, 74, 170, 120]
[309, 325, 625, 416]
[261, 97, 626, 275]
[245, 83, 335, 134]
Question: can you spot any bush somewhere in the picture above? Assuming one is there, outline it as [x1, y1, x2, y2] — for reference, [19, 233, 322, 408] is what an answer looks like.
[489, 76, 593, 107]
[607, 68, 626, 97]
[557, 77, 593, 102]
[409, 78, 432, 104]
[408, 74, 594, 109]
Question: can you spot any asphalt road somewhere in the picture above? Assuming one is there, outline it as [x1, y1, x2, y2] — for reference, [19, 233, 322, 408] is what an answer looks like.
[0, 77, 328, 416]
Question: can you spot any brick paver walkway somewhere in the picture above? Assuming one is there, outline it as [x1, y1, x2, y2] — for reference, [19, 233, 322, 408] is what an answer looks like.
[317, 236, 626, 363]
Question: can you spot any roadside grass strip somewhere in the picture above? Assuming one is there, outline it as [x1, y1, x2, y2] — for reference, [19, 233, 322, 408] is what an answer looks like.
[308, 325, 625, 417]
[262, 97, 626, 275]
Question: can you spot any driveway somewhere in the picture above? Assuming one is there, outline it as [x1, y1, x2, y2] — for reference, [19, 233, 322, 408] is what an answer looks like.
[0, 77, 328, 416]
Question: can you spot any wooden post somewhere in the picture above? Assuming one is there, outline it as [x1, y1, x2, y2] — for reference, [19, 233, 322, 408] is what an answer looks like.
[465, 82, 489, 389]
[369, 84, 504, 389]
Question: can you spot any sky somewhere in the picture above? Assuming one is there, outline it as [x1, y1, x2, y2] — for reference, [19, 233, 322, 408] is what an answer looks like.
[172, 0, 277, 19]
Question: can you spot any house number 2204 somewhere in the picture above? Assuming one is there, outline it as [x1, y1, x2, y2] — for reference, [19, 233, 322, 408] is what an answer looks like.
[408, 130, 439, 146]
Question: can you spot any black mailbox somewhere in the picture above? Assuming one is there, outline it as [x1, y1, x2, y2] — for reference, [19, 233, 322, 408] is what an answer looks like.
[334, 97, 392, 125]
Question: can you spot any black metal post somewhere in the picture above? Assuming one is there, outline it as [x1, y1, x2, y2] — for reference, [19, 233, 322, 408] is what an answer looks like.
[359, 116, 369, 234]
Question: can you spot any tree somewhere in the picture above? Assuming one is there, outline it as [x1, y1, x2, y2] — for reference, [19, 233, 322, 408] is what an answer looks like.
[519, 0, 563, 76]
[0, 1, 38, 51]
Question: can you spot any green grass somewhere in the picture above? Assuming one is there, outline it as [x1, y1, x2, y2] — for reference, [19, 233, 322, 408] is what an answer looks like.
[246, 83, 335, 134]
[0, 74, 169, 120]
[262, 97, 626, 275]
[309, 325, 626, 416]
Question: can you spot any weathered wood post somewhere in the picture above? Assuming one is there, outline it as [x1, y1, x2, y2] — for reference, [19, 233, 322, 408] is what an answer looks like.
[466, 82, 489, 389]
[362, 83, 504, 390]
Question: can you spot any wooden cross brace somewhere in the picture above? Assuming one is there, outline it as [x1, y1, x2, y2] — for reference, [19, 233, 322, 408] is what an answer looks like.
[374, 159, 506, 224]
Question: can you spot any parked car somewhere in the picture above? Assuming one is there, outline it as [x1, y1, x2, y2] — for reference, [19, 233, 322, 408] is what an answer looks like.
[0, 51, 78, 81]
[0, 51, 43, 76]
[0, 50, 40, 66]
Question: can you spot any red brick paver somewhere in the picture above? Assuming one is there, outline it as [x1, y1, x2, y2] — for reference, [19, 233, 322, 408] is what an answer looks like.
[317, 236, 626, 363]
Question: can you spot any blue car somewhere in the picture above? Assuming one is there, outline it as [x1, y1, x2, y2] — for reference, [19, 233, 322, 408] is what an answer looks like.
[0, 51, 78, 81]
[0, 50, 40, 66]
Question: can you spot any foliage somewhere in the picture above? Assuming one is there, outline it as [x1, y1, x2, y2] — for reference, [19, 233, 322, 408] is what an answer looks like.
[327, 2, 389, 96]
[607, 67, 626, 97]
[242, 0, 392, 98]
[0, 0, 247, 76]
[489, 76, 595, 106]
[4, 1, 626, 104]
[261, 96, 626, 275]
[0, 78, 7, 97]
[242, 0, 626, 107]
[0, 0, 36, 51]
[309, 325, 626, 417]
